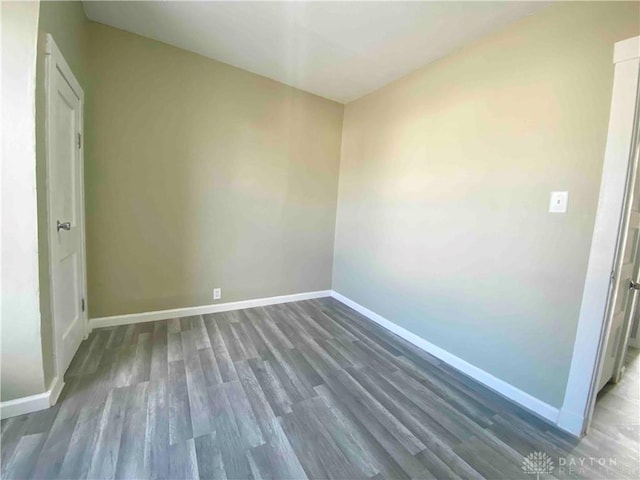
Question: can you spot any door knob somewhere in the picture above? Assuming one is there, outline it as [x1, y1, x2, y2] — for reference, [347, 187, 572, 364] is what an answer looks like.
[630, 280, 640, 291]
[57, 220, 71, 232]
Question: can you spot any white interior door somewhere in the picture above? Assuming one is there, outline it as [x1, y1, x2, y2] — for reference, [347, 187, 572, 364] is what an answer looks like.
[598, 130, 640, 390]
[46, 35, 87, 378]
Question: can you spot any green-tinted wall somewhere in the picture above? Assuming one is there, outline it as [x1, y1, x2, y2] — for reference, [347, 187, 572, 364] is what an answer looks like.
[333, 1, 640, 407]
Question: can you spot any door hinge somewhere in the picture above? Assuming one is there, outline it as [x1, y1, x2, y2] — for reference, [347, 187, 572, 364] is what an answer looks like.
[77, 132, 82, 149]
[81, 298, 85, 312]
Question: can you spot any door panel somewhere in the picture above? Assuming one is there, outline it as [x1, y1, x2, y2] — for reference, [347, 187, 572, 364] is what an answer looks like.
[50, 65, 84, 376]
[598, 132, 640, 390]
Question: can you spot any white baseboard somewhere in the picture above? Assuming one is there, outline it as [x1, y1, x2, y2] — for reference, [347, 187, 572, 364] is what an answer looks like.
[49, 375, 64, 405]
[556, 408, 586, 437]
[90, 290, 332, 330]
[330, 290, 562, 428]
[1, 376, 64, 420]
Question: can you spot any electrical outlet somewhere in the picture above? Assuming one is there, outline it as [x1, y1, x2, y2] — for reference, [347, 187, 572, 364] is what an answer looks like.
[213, 288, 221, 300]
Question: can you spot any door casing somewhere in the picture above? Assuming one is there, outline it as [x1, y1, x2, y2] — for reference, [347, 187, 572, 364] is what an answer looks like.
[44, 34, 88, 391]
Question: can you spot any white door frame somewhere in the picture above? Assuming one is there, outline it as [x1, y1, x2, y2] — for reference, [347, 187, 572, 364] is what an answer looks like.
[557, 36, 640, 437]
[44, 34, 89, 388]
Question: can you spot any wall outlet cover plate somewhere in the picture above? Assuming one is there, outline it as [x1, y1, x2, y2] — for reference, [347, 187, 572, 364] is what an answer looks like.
[549, 191, 569, 213]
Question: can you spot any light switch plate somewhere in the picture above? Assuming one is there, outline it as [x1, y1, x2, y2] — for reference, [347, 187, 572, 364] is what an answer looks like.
[549, 191, 569, 213]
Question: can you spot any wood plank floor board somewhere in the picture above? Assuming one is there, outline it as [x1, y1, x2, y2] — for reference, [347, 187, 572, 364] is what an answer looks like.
[291, 397, 369, 479]
[86, 386, 129, 480]
[322, 374, 430, 478]
[64, 331, 96, 378]
[203, 314, 239, 383]
[249, 312, 293, 356]
[247, 443, 274, 480]
[331, 368, 427, 455]
[168, 437, 199, 480]
[121, 324, 136, 348]
[285, 348, 324, 388]
[105, 325, 127, 350]
[297, 395, 380, 478]
[150, 320, 169, 381]
[266, 305, 315, 347]
[323, 336, 368, 369]
[181, 328, 215, 438]
[192, 315, 212, 350]
[77, 329, 111, 377]
[167, 318, 181, 335]
[279, 409, 333, 479]
[377, 369, 484, 442]
[199, 347, 223, 387]
[29, 376, 93, 479]
[131, 332, 153, 384]
[264, 348, 315, 403]
[167, 331, 183, 363]
[23, 403, 60, 438]
[1, 415, 30, 468]
[235, 320, 261, 361]
[235, 360, 308, 480]
[144, 378, 170, 480]
[318, 338, 357, 370]
[224, 380, 265, 449]
[1, 432, 46, 480]
[219, 321, 245, 363]
[115, 382, 150, 480]
[350, 366, 464, 448]
[208, 382, 252, 480]
[295, 301, 358, 343]
[237, 314, 271, 358]
[194, 432, 225, 480]
[57, 401, 105, 479]
[2, 300, 638, 479]
[314, 383, 418, 480]
[248, 357, 293, 417]
[168, 360, 193, 445]
[282, 303, 334, 342]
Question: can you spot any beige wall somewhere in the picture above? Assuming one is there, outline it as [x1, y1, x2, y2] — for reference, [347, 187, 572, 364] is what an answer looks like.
[1, 0, 45, 402]
[86, 23, 344, 318]
[333, 1, 640, 407]
[35, 0, 90, 392]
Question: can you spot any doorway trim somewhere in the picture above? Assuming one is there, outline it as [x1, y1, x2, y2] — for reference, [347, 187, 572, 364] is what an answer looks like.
[557, 35, 640, 437]
[44, 34, 88, 391]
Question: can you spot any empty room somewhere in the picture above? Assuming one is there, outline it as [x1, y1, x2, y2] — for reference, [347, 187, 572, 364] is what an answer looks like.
[2, 0, 640, 479]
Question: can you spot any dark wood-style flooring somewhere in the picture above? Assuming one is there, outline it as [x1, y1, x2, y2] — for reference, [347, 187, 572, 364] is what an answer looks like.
[1, 298, 639, 479]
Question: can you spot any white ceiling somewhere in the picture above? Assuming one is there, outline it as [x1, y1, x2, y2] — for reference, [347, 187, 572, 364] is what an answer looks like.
[83, 1, 552, 103]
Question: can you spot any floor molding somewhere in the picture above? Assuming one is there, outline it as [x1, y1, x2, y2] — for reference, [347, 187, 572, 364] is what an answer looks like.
[556, 408, 586, 437]
[90, 290, 332, 330]
[0, 376, 64, 420]
[330, 290, 564, 430]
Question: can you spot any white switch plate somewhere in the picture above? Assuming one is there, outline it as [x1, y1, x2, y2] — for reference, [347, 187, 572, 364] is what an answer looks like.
[549, 191, 569, 213]
[213, 288, 221, 300]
